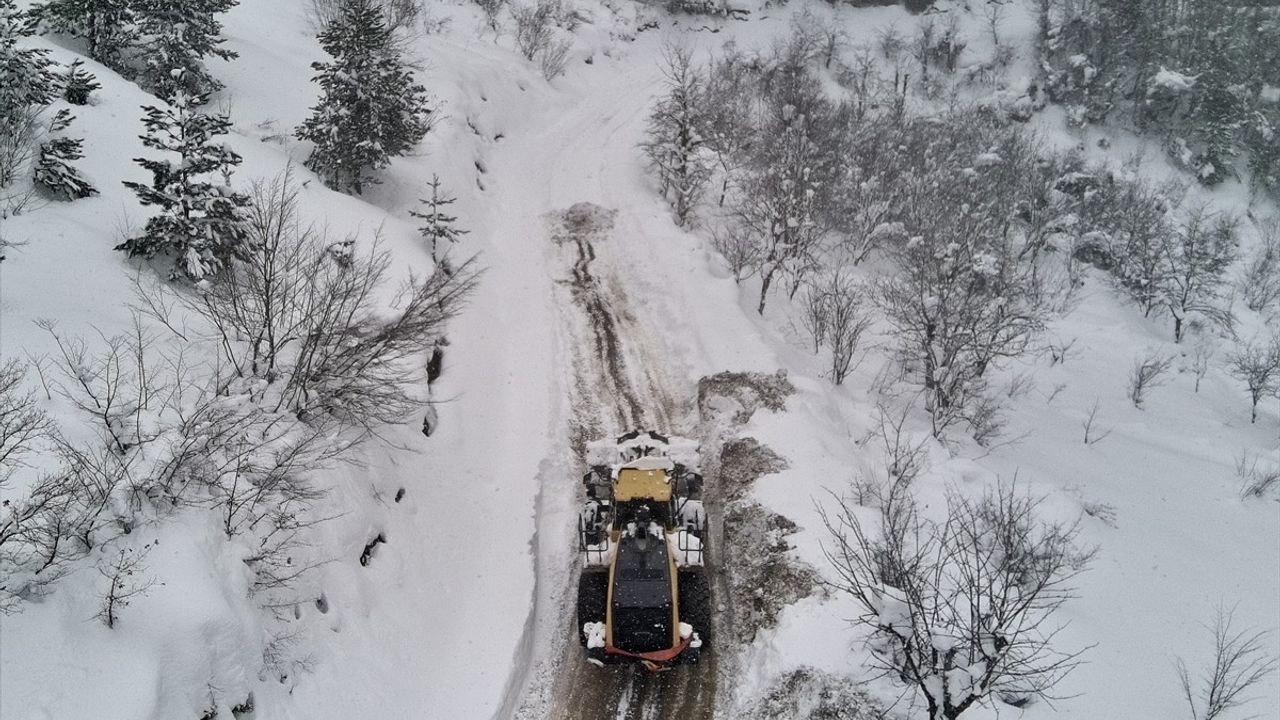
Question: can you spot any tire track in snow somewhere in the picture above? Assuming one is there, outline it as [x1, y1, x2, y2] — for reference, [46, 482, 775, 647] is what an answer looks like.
[489, 67, 713, 720]
[538, 204, 716, 720]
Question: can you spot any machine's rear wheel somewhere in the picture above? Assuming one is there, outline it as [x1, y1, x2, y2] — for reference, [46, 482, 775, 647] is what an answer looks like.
[577, 569, 608, 646]
[677, 568, 710, 650]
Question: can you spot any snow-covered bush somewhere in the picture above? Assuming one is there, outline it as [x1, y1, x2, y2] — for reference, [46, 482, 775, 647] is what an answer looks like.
[154, 168, 482, 431]
[1127, 351, 1172, 409]
[512, 0, 554, 60]
[739, 667, 885, 720]
[822, 484, 1093, 720]
[34, 110, 96, 200]
[61, 59, 100, 105]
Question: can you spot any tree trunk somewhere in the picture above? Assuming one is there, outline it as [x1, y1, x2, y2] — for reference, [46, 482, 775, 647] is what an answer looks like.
[757, 266, 777, 315]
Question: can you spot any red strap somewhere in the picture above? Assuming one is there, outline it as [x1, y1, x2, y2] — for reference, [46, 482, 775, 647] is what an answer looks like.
[604, 635, 691, 664]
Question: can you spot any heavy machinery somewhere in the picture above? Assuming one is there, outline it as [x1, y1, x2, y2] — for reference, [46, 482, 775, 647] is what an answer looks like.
[576, 430, 709, 670]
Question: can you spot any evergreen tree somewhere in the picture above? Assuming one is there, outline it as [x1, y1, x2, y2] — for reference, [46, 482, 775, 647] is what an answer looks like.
[35, 108, 96, 199]
[409, 174, 467, 263]
[132, 0, 239, 99]
[27, 0, 135, 70]
[0, 0, 58, 188]
[296, 0, 433, 194]
[62, 58, 100, 104]
[118, 93, 251, 281]
[0, 1, 57, 118]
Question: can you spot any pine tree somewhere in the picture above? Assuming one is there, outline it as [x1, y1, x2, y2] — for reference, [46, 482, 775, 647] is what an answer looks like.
[118, 93, 251, 281]
[132, 0, 239, 99]
[409, 174, 467, 263]
[296, 0, 433, 194]
[0, 1, 57, 118]
[62, 58, 100, 105]
[0, 0, 58, 188]
[27, 0, 135, 70]
[35, 108, 96, 199]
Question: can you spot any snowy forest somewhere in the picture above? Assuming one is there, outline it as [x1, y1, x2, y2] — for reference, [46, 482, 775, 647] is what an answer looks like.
[1, 0, 1277, 719]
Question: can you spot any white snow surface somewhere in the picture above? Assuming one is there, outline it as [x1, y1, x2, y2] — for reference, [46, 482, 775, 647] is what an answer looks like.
[1, 1, 1277, 720]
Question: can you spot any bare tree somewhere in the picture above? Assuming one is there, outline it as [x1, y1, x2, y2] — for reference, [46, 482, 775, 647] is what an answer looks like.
[642, 44, 711, 227]
[280, 240, 481, 430]
[0, 360, 52, 488]
[1190, 339, 1215, 393]
[140, 169, 482, 433]
[95, 543, 158, 628]
[1081, 398, 1113, 445]
[1175, 607, 1277, 720]
[732, 98, 835, 314]
[708, 224, 759, 284]
[1235, 451, 1280, 500]
[1227, 336, 1280, 423]
[823, 272, 873, 386]
[822, 483, 1093, 720]
[1158, 205, 1238, 342]
[980, 0, 1008, 48]
[1239, 217, 1280, 313]
[1128, 351, 1172, 409]
[700, 46, 756, 208]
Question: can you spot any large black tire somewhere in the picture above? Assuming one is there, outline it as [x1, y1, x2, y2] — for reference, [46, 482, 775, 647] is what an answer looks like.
[577, 569, 608, 646]
[677, 568, 711, 651]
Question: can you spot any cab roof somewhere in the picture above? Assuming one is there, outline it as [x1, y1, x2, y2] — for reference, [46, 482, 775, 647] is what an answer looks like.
[615, 467, 672, 502]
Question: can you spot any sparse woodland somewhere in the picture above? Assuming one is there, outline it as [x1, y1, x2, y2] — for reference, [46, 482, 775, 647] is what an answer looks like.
[638, 3, 1278, 716]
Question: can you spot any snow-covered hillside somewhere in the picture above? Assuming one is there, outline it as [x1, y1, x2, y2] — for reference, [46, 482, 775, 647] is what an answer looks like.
[2, 0, 1276, 719]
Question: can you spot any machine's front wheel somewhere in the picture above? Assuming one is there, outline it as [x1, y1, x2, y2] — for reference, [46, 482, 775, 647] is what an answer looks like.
[577, 569, 609, 646]
[677, 568, 710, 652]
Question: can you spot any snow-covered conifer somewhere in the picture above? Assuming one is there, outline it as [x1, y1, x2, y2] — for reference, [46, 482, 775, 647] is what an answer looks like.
[409, 174, 467, 263]
[0, 0, 58, 188]
[118, 93, 251, 281]
[27, 0, 136, 70]
[35, 109, 96, 199]
[0, 2, 57, 119]
[296, 0, 433, 194]
[132, 0, 239, 99]
[62, 58, 100, 105]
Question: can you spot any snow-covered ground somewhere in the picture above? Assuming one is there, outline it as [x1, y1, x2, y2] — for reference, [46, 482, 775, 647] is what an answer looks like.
[2, 0, 1277, 719]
